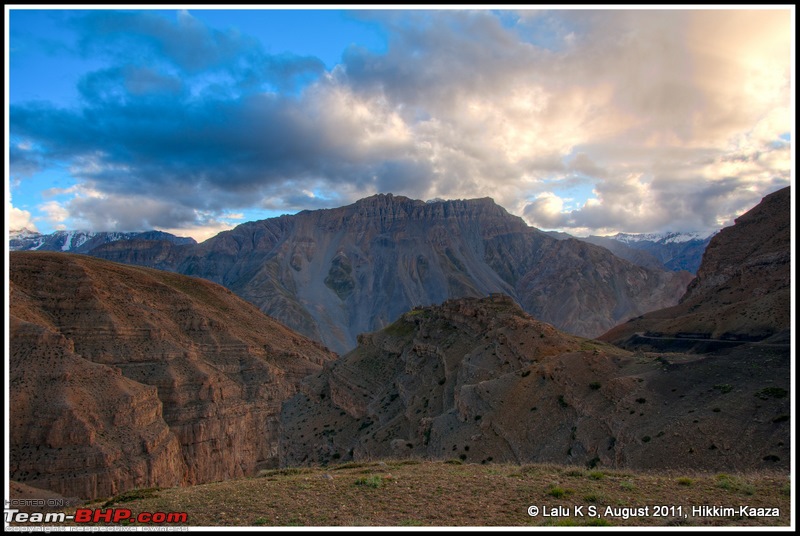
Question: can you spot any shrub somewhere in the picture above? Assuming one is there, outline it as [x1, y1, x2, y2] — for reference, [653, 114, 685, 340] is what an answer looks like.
[354, 476, 383, 488]
[103, 488, 160, 507]
[756, 387, 788, 400]
[548, 485, 572, 498]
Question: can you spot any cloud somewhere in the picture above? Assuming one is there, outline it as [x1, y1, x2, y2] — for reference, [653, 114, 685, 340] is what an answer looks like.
[39, 201, 70, 229]
[10, 205, 38, 232]
[73, 10, 325, 91]
[9, 9, 793, 238]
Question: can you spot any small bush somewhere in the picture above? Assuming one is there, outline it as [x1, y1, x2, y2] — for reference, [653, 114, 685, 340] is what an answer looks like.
[641, 436, 651, 443]
[589, 381, 602, 390]
[354, 476, 383, 488]
[620, 480, 635, 491]
[713, 384, 733, 394]
[756, 387, 788, 400]
[548, 485, 572, 498]
[677, 477, 693, 486]
[716, 474, 735, 490]
[103, 488, 160, 507]
[588, 471, 605, 480]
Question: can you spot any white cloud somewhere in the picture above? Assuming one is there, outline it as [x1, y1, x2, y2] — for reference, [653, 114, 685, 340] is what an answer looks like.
[39, 201, 70, 227]
[10, 205, 38, 232]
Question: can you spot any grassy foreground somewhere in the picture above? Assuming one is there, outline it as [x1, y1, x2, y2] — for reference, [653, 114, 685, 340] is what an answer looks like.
[61, 460, 793, 527]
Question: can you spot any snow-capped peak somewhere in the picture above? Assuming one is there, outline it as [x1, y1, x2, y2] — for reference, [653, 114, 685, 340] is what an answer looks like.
[613, 231, 710, 245]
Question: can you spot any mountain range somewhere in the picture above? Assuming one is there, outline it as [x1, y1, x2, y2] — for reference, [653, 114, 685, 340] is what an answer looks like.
[281, 186, 791, 471]
[578, 232, 714, 274]
[9, 229, 196, 253]
[6, 186, 790, 503]
[81, 194, 693, 354]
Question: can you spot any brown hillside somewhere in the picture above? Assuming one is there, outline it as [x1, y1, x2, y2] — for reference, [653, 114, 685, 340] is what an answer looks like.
[281, 295, 789, 472]
[9, 252, 336, 500]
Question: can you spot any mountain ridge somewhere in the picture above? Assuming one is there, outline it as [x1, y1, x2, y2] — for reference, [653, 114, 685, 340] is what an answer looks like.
[86, 194, 692, 354]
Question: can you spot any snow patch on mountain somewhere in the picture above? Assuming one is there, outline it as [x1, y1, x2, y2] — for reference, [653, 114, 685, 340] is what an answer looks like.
[613, 231, 712, 245]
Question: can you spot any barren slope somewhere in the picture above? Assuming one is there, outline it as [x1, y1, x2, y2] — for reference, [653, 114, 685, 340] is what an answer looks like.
[10, 252, 336, 499]
[281, 295, 789, 472]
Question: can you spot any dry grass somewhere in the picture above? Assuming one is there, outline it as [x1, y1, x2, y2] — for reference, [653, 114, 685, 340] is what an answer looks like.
[29, 460, 792, 528]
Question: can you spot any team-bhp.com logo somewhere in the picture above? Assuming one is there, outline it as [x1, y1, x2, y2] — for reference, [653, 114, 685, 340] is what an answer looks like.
[5, 507, 188, 525]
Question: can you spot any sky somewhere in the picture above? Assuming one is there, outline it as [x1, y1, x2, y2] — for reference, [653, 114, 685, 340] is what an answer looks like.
[5, 6, 795, 242]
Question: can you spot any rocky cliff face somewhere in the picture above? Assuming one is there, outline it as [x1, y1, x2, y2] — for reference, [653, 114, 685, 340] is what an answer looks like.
[9, 252, 336, 500]
[600, 186, 790, 347]
[90, 194, 692, 354]
[281, 295, 789, 471]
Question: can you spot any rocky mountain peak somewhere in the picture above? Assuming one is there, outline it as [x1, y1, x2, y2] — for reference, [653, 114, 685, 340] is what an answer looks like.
[83, 193, 692, 354]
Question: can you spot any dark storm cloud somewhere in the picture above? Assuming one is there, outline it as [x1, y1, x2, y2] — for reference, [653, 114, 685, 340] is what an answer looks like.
[10, 9, 427, 219]
[10, 79, 423, 216]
